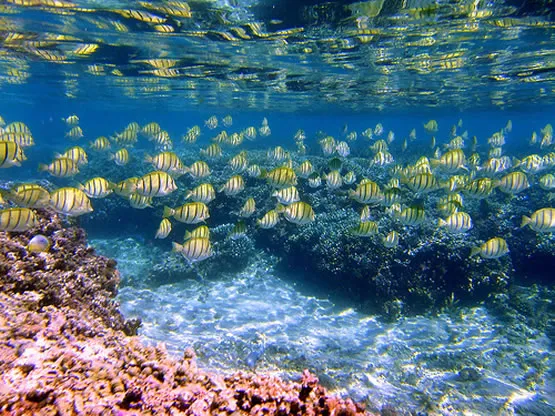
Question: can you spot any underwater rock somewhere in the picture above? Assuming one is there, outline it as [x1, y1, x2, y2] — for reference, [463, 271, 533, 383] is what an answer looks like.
[0, 208, 373, 415]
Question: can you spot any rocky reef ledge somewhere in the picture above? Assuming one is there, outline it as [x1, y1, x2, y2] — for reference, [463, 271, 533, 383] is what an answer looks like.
[0, 210, 368, 415]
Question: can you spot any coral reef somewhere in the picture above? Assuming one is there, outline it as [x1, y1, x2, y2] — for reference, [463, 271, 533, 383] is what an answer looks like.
[0, 209, 371, 415]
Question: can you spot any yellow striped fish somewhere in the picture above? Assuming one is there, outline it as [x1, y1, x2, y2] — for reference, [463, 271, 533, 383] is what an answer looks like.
[128, 193, 152, 209]
[145, 151, 185, 175]
[66, 126, 84, 139]
[238, 197, 256, 217]
[277, 201, 315, 225]
[383, 231, 399, 248]
[470, 238, 509, 259]
[185, 183, 216, 204]
[1, 132, 35, 148]
[219, 175, 245, 196]
[0, 208, 38, 232]
[163, 202, 209, 224]
[38, 158, 80, 177]
[114, 177, 139, 197]
[0, 141, 24, 168]
[172, 237, 213, 263]
[349, 180, 383, 204]
[495, 171, 530, 194]
[184, 225, 210, 240]
[351, 221, 378, 237]
[90, 136, 111, 151]
[49, 187, 93, 216]
[186, 161, 211, 179]
[438, 212, 473, 233]
[134, 171, 177, 197]
[395, 206, 425, 226]
[78, 177, 113, 199]
[257, 210, 279, 228]
[57, 146, 88, 165]
[155, 218, 172, 239]
[110, 148, 129, 166]
[272, 186, 300, 205]
[521, 208, 555, 232]
[6, 184, 50, 208]
[263, 166, 297, 188]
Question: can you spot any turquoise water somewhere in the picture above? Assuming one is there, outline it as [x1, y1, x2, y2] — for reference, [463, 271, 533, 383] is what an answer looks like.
[0, 1, 554, 414]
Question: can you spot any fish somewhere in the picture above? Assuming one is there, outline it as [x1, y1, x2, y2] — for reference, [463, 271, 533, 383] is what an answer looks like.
[90, 136, 111, 151]
[470, 237, 509, 259]
[360, 205, 372, 222]
[0, 208, 38, 232]
[351, 221, 378, 237]
[237, 197, 256, 217]
[257, 210, 279, 228]
[38, 158, 80, 178]
[277, 201, 315, 225]
[163, 202, 209, 224]
[65, 126, 84, 139]
[229, 221, 247, 240]
[128, 194, 152, 209]
[200, 143, 223, 159]
[6, 184, 50, 208]
[110, 148, 130, 166]
[343, 171, 357, 185]
[349, 180, 383, 204]
[184, 225, 210, 240]
[186, 161, 211, 179]
[0, 141, 25, 168]
[394, 206, 425, 226]
[172, 238, 213, 263]
[538, 174, 555, 190]
[423, 119, 438, 133]
[520, 208, 555, 232]
[438, 212, 473, 233]
[134, 171, 177, 197]
[204, 115, 218, 129]
[222, 115, 233, 127]
[307, 172, 322, 188]
[495, 172, 530, 194]
[113, 177, 139, 197]
[404, 173, 441, 194]
[185, 183, 216, 204]
[229, 152, 248, 173]
[263, 166, 297, 188]
[219, 175, 245, 196]
[145, 152, 185, 175]
[1, 131, 35, 148]
[78, 177, 114, 199]
[26, 234, 50, 253]
[324, 170, 343, 190]
[383, 231, 399, 248]
[57, 146, 88, 165]
[49, 187, 93, 216]
[62, 115, 79, 125]
[155, 218, 172, 239]
[272, 186, 300, 205]
[430, 149, 466, 172]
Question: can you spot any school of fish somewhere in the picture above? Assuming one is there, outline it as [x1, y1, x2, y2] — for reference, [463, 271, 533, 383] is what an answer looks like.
[1, 113, 554, 264]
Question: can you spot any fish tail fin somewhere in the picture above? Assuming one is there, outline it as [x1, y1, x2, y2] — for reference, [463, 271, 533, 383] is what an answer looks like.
[429, 159, 440, 169]
[520, 215, 531, 228]
[438, 218, 446, 227]
[38, 164, 48, 172]
[275, 203, 285, 214]
[163, 206, 174, 218]
[171, 242, 183, 253]
[144, 154, 152, 163]
[470, 246, 481, 257]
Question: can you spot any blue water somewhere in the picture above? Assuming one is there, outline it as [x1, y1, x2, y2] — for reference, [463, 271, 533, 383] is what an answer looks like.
[0, 1, 554, 414]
